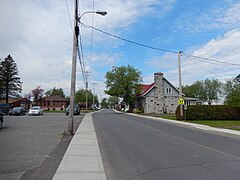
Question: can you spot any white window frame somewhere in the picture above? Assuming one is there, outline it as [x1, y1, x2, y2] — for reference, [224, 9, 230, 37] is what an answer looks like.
[166, 87, 172, 94]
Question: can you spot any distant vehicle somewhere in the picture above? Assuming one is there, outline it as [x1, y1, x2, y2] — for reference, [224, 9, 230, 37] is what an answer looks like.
[0, 109, 3, 128]
[29, 106, 43, 116]
[65, 104, 80, 116]
[0, 103, 10, 115]
[9, 107, 26, 116]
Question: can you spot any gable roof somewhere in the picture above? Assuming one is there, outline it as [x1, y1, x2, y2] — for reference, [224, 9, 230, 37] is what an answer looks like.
[38, 96, 69, 102]
[163, 78, 181, 94]
[138, 83, 155, 96]
[138, 78, 184, 97]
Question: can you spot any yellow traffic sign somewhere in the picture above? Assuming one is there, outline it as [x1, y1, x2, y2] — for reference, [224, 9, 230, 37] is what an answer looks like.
[178, 98, 184, 105]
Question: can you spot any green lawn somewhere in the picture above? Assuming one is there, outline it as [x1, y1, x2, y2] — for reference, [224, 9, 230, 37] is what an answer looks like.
[186, 120, 240, 131]
[138, 113, 240, 131]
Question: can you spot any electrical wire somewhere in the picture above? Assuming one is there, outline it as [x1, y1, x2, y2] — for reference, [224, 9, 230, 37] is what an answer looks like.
[182, 52, 240, 66]
[81, 23, 179, 54]
[185, 56, 225, 79]
[77, 38, 87, 87]
[64, 0, 73, 32]
[90, 0, 95, 72]
[81, 23, 240, 68]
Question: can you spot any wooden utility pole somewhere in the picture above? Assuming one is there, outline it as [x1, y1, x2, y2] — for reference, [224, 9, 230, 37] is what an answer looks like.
[92, 82, 97, 109]
[178, 51, 183, 120]
[68, 0, 79, 135]
[85, 72, 89, 111]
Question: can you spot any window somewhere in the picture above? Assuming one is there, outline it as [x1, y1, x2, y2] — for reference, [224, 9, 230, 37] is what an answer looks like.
[166, 88, 172, 94]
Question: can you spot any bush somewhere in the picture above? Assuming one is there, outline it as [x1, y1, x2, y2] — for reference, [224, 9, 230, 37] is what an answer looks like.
[133, 108, 144, 114]
[183, 105, 240, 120]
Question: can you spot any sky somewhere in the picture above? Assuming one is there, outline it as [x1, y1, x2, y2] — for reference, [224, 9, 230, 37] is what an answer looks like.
[0, 0, 240, 100]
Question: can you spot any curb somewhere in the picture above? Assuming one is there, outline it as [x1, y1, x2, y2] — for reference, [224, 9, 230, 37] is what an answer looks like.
[113, 109, 240, 136]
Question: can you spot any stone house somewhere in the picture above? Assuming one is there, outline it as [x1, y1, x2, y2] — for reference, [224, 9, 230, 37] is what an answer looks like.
[136, 72, 198, 114]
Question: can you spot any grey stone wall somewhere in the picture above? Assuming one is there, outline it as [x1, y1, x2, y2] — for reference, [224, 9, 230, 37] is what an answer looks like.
[164, 96, 178, 114]
[154, 72, 164, 113]
[144, 96, 155, 113]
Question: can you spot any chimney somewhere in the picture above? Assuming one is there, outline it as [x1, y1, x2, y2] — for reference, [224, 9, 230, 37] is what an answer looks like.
[154, 72, 164, 113]
[154, 72, 164, 86]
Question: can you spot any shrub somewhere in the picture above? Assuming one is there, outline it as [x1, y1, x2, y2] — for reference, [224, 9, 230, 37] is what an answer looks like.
[183, 105, 240, 120]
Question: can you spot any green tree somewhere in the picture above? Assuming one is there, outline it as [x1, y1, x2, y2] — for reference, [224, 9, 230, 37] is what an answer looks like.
[105, 65, 142, 111]
[101, 98, 109, 108]
[182, 78, 222, 105]
[224, 79, 240, 106]
[108, 96, 119, 108]
[75, 89, 98, 108]
[45, 87, 65, 97]
[203, 78, 223, 105]
[182, 80, 205, 99]
[0, 55, 22, 103]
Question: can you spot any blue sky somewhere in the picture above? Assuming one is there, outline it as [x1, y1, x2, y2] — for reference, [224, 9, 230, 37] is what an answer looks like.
[0, 0, 240, 99]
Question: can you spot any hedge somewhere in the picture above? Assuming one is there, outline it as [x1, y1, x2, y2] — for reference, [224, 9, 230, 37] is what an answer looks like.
[176, 105, 240, 120]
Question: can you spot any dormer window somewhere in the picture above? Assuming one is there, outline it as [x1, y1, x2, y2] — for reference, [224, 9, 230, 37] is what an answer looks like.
[166, 88, 172, 94]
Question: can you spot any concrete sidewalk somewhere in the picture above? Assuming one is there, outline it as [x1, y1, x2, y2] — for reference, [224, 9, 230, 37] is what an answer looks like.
[52, 113, 107, 180]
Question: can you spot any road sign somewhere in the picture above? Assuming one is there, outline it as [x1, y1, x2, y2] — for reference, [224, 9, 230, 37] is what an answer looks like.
[178, 98, 184, 105]
[236, 74, 240, 83]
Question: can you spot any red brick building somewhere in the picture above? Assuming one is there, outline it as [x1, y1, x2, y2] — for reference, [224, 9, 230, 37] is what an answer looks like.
[36, 96, 69, 111]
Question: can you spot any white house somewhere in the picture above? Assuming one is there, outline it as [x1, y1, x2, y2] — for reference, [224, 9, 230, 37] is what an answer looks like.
[136, 72, 198, 114]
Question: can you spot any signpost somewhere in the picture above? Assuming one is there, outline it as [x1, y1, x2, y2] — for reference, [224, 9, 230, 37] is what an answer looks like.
[178, 98, 184, 105]
[236, 74, 240, 83]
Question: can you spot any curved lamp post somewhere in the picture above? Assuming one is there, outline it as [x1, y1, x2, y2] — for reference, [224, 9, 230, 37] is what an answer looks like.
[78, 11, 107, 22]
[68, 7, 107, 135]
[78, 11, 107, 112]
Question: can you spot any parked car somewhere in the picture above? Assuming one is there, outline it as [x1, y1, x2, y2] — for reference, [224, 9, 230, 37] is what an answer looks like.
[65, 104, 80, 116]
[9, 107, 26, 116]
[0, 109, 3, 128]
[0, 103, 10, 115]
[29, 106, 43, 116]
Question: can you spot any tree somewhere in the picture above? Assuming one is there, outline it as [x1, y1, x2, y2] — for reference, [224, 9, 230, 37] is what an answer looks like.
[182, 80, 205, 99]
[105, 65, 142, 111]
[74, 89, 98, 108]
[108, 96, 119, 108]
[224, 79, 240, 106]
[203, 78, 223, 105]
[0, 55, 22, 103]
[45, 87, 65, 97]
[32, 86, 44, 102]
[101, 98, 109, 108]
[24, 92, 32, 101]
[182, 78, 222, 105]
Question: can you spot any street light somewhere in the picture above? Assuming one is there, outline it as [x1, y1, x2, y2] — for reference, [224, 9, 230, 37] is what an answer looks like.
[78, 11, 107, 22]
[68, 7, 107, 135]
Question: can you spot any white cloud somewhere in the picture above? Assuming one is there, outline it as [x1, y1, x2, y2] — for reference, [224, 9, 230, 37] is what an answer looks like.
[167, 29, 240, 86]
[176, 1, 240, 34]
[1, 0, 171, 97]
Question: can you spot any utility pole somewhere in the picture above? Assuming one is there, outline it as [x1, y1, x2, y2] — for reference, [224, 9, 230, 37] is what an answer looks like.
[85, 71, 89, 111]
[92, 82, 97, 110]
[178, 51, 183, 120]
[68, 0, 79, 135]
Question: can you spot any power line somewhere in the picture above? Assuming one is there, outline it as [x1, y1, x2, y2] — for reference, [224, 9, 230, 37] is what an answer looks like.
[81, 23, 178, 54]
[64, 0, 73, 32]
[185, 56, 225, 79]
[182, 52, 240, 66]
[81, 23, 240, 68]
[90, 0, 95, 71]
[77, 37, 87, 87]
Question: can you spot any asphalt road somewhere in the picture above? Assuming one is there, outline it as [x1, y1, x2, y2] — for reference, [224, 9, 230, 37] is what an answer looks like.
[0, 113, 83, 180]
[93, 109, 240, 180]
